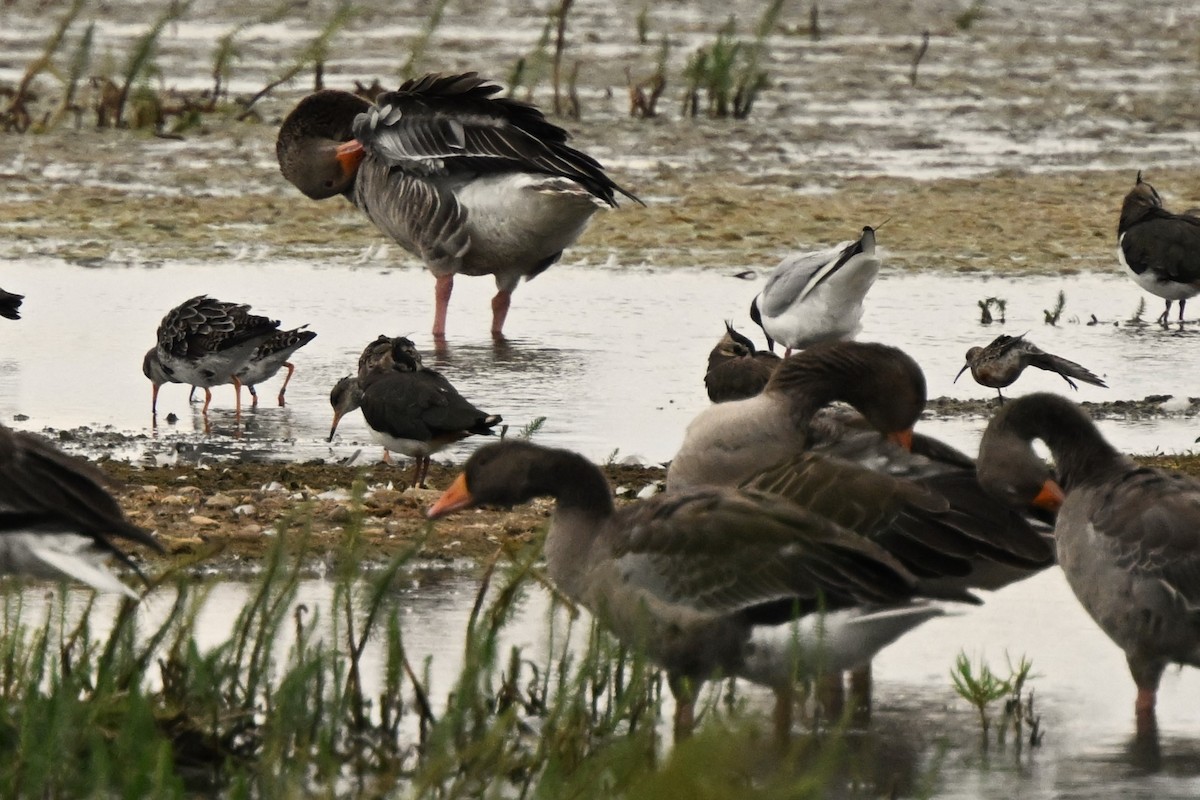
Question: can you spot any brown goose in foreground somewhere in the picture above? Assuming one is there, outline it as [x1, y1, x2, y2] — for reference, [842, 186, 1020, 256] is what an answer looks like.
[703, 322, 782, 403]
[329, 337, 501, 487]
[976, 392, 1200, 734]
[954, 333, 1106, 402]
[1117, 171, 1200, 326]
[428, 440, 949, 740]
[0, 424, 161, 597]
[669, 341, 1055, 597]
[276, 72, 641, 339]
[0, 288, 23, 320]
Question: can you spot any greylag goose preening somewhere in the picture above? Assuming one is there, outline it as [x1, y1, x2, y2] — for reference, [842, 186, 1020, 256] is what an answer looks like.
[0, 288, 23, 320]
[235, 326, 317, 407]
[1118, 171, 1200, 326]
[427, 440, 948, 740]
[977, 392, 1200, 734]
[0, 424, 161, 597]
[749, 226, 881, 356]
[703, 322, 781, 403]
[142, 295, 281, 417]
[329, 337, 501, 487]
[669, 341, 1054, 597]
[954, 333, 1106, 403]
[276, 72, 641, 339]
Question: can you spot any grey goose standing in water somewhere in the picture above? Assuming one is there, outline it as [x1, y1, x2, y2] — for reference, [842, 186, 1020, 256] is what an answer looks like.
[1117, 171, 1200, 325]
[276, 72, 641, 339]
[976, 392, 1200, 735]
[428, 440, 947, 741]
[0, 424, 161, 597]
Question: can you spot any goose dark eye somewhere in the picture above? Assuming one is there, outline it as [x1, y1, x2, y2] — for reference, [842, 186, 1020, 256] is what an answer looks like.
[323, 180, 334, 188]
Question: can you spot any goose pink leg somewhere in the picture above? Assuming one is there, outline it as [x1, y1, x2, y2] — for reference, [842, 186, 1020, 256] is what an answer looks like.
[433, 275, 453, 339]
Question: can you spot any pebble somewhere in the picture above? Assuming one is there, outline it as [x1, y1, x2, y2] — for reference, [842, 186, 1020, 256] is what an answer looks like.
[189, 515, 219, 527]
[205, 493, 237, 510]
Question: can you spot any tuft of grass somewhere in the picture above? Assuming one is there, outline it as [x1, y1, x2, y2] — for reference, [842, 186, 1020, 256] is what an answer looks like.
[1129, 296, 1146, 324]
[951, 651, 1041, 751]
[237, 0, 354, 120]
[1043, 290, 1065, 325]
[978, 298, 993, 325]
[682, 0, 783, 120]
[1, 0, 88, 133]
[519, 416, 549, 440]
[113, 0, 195, 129]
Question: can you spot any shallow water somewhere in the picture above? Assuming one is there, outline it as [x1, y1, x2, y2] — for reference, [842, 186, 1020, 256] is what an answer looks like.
[15, 568, 1200, 799]
[0, 256, 1196, 466]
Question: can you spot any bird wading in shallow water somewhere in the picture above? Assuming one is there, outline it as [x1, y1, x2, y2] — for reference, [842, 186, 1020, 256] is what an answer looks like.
[976, 392, 1200, 737]
[428, 440, 949, 742]
[142, 295, 280, 422]
[1117, 171, 1200, 326]
[235, 326, 317, 408]
[276, 72, 641, 340]
[328, 337, 501, 487]
[954, 333, 1106, 403]
[750, 226, 881, 356]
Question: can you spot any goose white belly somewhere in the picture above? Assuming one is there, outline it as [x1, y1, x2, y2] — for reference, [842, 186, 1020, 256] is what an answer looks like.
[455, 173, 605, 281]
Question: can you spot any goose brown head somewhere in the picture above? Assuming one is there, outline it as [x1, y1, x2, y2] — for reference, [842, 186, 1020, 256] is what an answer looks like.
[428, 440, 612, 518]
[276, 90, 372, 200]
[765, 341, 926, 445]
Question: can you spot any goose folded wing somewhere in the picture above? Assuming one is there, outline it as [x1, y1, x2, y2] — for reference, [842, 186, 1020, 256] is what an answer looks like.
[354, 166, 470, 270]
[356, 84, 624, 203]
[606, 487, 918, 617]
[1092, 468, 1200, 608]
[743, 453, 978, 579]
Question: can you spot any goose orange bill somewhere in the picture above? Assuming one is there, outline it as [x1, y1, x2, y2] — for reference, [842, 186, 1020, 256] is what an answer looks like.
[427, 473, 474, 518]
[335, 140, 365, 176]
[1032, 479, 1065, 512]
[887, 428, 914, 451]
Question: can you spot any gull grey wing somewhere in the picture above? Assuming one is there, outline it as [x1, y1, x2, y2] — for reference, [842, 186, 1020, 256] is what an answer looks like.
[758, 245, 845, 318]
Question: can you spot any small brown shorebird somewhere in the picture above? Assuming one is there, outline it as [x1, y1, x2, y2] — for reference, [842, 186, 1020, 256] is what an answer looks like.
[1118, 171, 1200, 326]
[703, 322, 781, 403]
[954, 333, 1106, 402]
[0, 423, 161, 596]
[276, 72, 641, 339]
[328, 337, 502, 487]
[236, 326, 318, 407]
[142, 295, 280, 418]
[0, 288, 23, 320]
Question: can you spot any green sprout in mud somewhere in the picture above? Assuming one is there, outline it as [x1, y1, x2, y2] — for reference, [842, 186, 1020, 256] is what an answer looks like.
[951, 651, 1043, 750]
[977, 296, 1006, 325]
[954, 0, 987, 31]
